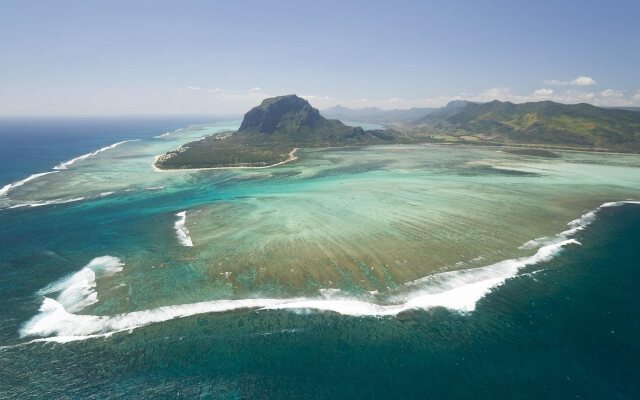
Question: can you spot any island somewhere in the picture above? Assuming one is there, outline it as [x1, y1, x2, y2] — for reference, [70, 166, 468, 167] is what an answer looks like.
[155, 95, 640, 170]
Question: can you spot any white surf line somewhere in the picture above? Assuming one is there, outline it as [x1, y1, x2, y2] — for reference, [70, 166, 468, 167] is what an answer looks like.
[0, 172, 58, 197]
[54, 140, 137, 170]
[17, 200, 640, 343]
[17, 238, 568, 341]
[154, 127, 188, 139]
[0, 140, 137, 199]
[152, 148, 299, 172]
[174, 211, 194, 246]
[7, 197, 87, 209]
[4, 191, 122, 210]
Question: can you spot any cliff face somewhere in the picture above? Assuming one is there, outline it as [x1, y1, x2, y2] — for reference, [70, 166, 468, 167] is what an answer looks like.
[236, 94, 366, 138]
[239, 95, 325, 134]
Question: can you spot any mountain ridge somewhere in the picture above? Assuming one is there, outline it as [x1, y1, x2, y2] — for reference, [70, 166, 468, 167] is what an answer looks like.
[411, 100, 640, 151]
[322, 104, 437, 123]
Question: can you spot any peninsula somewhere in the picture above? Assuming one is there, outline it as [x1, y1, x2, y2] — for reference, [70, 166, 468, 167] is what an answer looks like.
[155, 95, 399, 169]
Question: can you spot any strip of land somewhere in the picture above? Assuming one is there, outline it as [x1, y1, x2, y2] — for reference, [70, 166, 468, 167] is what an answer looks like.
[153, 148, 298, 172]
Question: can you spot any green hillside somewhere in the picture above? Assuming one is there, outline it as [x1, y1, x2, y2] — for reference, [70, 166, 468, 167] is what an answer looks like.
[415, 100, 640, 151]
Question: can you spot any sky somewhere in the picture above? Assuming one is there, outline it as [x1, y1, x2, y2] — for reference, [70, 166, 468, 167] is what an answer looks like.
[1, 0, 639, 116]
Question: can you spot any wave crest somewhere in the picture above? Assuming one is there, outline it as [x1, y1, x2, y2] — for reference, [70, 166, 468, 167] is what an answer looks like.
[0, 172, 58, 197]
[18, 201, 639, 342]
[36, 256, 124, 313]
[174, 211, 193, 247]
[53, 140, 136, 170]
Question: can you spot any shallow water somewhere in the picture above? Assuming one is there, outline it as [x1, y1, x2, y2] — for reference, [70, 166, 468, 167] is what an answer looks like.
[1, 119, 639, 398]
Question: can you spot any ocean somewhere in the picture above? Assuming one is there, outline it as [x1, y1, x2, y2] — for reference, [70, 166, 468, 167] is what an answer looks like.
[0, 118, 639, 399]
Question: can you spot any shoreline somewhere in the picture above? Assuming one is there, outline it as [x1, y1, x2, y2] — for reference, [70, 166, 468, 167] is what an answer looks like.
[152, 139, 640, 173]
[153, 148, 299, 172]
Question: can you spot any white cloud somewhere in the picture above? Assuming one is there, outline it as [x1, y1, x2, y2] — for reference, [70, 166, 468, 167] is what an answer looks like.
[558, 89, 596, 102]
[600, 89, 624, 98]
[306, 85, 640, 111]
[532, 88, 554, 97]
[572, 76, 597, 86]
[479, 87, 513, 100]
[164, 83, 638, 116]
[597, 89, 637, 106]
[544, 76, 597, 86]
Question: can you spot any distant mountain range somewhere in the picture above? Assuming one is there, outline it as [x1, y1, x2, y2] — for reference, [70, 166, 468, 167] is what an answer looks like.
[321, 105, 438, 123]
[322, 102, 639, 125]
[413, 100, 640, 151]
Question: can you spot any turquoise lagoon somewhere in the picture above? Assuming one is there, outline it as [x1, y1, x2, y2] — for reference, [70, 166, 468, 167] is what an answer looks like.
[1, 119, 640, 398]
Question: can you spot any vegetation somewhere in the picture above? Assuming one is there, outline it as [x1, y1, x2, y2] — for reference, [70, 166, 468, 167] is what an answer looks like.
[156, 95, 402, 169]
[412, 100, 640, 152]
[156, 97, 640, 170]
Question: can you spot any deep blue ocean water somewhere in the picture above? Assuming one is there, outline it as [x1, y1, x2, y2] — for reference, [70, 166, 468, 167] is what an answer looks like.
[0, 117, 216, 187]
[0, 118, 639, 399]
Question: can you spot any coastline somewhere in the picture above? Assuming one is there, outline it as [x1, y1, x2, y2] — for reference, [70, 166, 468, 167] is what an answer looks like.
[152, 139, 640, 174]
[153, 148, 299, 172]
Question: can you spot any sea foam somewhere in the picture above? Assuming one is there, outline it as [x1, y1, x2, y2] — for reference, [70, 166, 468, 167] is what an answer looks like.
[0, 139, 135, 203]
[53, 140, 136, 170]
[174, 211, 193, 247]
[18, 201, 639, 342]
[36, 256, 124, 313]
[18, 239, 578, 340]
[0, 172, 58, 197]
[7, 197, 87, 209]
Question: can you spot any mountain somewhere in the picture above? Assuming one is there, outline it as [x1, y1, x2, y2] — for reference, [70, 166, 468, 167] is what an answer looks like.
[237, 95, 363, 139]
[156, 95, 400, 169]
[413, 100, 640, 151]
[322, 105, 437, 123]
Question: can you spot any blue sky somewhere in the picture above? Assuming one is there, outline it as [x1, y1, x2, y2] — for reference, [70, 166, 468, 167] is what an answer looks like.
[1, 0, 639, 115]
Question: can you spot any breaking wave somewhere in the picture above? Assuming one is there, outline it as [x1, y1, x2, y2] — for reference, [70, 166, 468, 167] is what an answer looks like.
[35, 256, 124, 313]
[7, 197, 87, 209]
[1, 139, 135, 203]
[0, 139, 137, 209]
[0, 172, 58, 197]
[174, 211, 193, 247]
[18, 201, 639, 342]
[53, 140, 136, 170]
